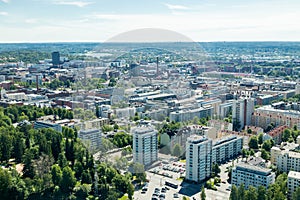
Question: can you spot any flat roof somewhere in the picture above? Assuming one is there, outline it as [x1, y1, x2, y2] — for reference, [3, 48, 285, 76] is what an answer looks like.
[235, 163, 272, 175]
[288, 171, 300, 179]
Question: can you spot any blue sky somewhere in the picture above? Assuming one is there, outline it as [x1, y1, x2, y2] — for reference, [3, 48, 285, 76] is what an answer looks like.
[0, 0, 299, 42]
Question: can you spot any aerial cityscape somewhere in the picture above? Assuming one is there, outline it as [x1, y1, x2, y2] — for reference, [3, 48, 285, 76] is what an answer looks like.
[1, 0, 300, 200]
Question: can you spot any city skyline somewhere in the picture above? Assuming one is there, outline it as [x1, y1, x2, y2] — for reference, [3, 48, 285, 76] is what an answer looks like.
[0, 0, 300, 42]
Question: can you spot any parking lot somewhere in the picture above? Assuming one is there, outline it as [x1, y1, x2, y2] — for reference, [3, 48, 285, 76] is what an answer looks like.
[134, 159, 234, 200]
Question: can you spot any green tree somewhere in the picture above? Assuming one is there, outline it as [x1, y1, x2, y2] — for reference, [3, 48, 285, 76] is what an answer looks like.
[238, 184, 245, 200]
[257, 185, 267, 200]
[230, 185, 238, 200]
[58, 152, 68, 168]
[13, 136, 25, 163]
[262, 140, 273, 152]
[261, 149, 269, 160]
[133, 163, 146, 183]
[0, 132, 13, 162]
[247, 128, 252, 134]
[74, 161, 84, 179]
[283, 129, 291, 142]
[172, 143, 183, 157]
[258, 133, 264, 145]
[245, 186, 258, 200]
[276, 173, 287, 195]
[293, 187, 300, 200]
[23, 149, 35, 178]
[81, 170, 92, 184]
[212, 163, 221, 177]
[60, 166, 76, 193]
[248, 136, 259, 149]
[0, 167, 12, 199]
[51, 164, 62, 186]
[201, 186, 206, 200]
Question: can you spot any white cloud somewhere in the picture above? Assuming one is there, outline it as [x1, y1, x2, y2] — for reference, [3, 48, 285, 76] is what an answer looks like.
[164, 3, 189, 10]
[1, 0, 10, 3]
[0, 11, 8, 16]
[53, 0, 93, 7]
[25, 18, 38, 24]
[88, 14, 122, 20]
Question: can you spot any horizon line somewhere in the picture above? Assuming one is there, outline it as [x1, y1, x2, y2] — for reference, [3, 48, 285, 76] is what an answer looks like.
[1, 40, 300, 44]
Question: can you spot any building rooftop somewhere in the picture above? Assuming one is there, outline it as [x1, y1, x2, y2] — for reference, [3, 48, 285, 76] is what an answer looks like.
[187, 135, 208, 144]
[235, 163, 272, 175]
[288, 171, 300, 179]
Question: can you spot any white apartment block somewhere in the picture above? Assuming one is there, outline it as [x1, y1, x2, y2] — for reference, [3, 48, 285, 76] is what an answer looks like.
[186, 135, 212, 182]
[212, 135, 243, 164]
[277, 151, 300, 173]
[270, 143, 299, 164]
[170, 106, 213, 123]
[231, 163, 275, 189]
[288, 171, 300, 199]
[132, 122, 158, 166]
[78, 129, 102, 150]
[232, 98, 254, 131]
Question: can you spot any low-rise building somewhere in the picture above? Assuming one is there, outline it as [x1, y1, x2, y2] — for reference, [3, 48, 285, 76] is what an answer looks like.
[170, 106, 213, 122]
[231, 163, 275, 189]
[271, 143, 299, 164]
[34, 121, 62, 132]
[264, 125, 288, 144]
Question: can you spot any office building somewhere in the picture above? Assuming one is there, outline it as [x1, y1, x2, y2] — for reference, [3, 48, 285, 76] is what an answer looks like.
[186, 135, 212, 182]
[231, 163, 275, 189]
[52, 51, 60, 66]
[132, 122, 158, 166]
[288, 171, 300, 199]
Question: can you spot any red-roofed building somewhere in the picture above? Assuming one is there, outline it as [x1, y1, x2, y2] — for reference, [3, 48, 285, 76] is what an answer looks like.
[266, 125, 288, 144]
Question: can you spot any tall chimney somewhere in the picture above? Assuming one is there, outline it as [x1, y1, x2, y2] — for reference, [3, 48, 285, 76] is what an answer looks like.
[156, 56, 159, 77]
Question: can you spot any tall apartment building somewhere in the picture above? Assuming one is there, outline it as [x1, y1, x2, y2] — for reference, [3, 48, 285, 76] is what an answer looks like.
[78, 129, 102, 150]
[232, 98, 254, 131]
[186, 135, 212, 182]
[212, 135, 243, 164]
[132, 122, 158, 166]
[288, 171, 300, 199]
[277, 151, 300, 173]
[231, 163, 275, 189]
[186, 134, 243, 183]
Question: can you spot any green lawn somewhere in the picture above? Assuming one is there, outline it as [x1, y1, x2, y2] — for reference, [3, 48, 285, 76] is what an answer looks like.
[118, 194, 129, 200]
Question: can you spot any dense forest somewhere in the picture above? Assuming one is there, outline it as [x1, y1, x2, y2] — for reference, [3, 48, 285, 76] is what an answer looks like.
[0, 105, 135, 200]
